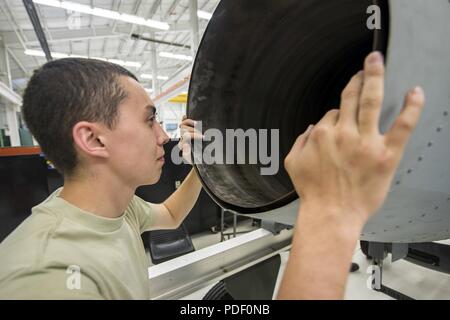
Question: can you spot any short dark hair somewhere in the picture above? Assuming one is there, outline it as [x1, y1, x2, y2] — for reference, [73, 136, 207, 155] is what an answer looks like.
[22, 58, 139, 176]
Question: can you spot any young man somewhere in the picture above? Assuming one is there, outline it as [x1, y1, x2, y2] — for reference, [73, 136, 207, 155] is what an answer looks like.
[0, 51, 424, 300]
[0, 59, 203, 299]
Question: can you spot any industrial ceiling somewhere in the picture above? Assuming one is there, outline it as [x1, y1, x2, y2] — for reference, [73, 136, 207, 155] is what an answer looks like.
[0, 0, 219, 95]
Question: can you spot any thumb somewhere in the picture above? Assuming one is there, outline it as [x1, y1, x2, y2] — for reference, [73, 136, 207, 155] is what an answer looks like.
[182, 143, 192, 165]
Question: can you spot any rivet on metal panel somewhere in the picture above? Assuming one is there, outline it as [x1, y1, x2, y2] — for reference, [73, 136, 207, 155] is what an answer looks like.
[437, 126, 442, 132]
[407, 168, 413, 174]
[435, 206, 439, 210]
[444, 111, 448, 117]
[395, 180, 401, 185]
[418, 156, 423, 162]
[427, 141, 434, 147]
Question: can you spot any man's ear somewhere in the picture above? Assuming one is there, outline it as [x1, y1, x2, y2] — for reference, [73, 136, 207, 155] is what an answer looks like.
[72, 121, 109, 159]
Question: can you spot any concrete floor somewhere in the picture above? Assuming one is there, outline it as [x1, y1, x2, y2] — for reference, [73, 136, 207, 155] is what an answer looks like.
[345, 242, 450, 300]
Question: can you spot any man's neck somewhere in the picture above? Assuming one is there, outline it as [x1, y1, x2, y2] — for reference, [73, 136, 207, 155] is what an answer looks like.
[59, 172, 135, 219]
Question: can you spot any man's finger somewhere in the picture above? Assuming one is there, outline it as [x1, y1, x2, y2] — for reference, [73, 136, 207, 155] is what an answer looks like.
[385, 86, 425, 151]
[338, 71, 364, 128]
[180, 125, 195, 132]
[358, 51, 385, 135]
[292, 125, 315, 151]
[184, 132, 204, 140]
[180, 119, 196, 128]
[180, 126, 203, 138]
[316, 109, 340, 127]
[181, 129, 204, 140]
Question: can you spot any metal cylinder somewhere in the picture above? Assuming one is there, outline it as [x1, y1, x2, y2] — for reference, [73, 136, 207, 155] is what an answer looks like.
[188, 0, 450, 243]
[188, 0, 384, 213]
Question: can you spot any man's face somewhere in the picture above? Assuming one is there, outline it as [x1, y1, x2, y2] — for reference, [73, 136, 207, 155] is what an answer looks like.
[105, 76, 169, 187]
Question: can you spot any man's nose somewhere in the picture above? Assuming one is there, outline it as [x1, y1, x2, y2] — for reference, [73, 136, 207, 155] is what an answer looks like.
[156, 122, 170, 145]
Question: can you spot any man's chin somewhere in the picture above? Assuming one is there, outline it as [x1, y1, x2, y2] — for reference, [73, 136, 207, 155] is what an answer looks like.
[149, 172, 162, 185]
[136, 172, 162, 187]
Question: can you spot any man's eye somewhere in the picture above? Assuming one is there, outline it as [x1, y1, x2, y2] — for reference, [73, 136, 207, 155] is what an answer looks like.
[148, 112, 158, 123]
[147, 116, 156, 124]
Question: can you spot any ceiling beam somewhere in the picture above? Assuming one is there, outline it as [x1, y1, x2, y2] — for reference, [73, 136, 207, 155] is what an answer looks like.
[6, 47, 29, 75]
[1, 26, 131, 48]
[22, 0, 52, 60]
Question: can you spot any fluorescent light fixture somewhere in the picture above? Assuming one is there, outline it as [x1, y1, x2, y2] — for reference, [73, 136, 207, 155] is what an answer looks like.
[159, 52, 193, 62]
[108, 59, 125, 65]
[24, 49, 46, 57]
[124, 61, 142, 68]
[92, 7, 120, 20]
[33, 0, 170, 30]
[197, 10, 212, 20]
[180, 91, 188, 95]
[141, 74, 169, 81]
[60, 1, 92, 15]
[120, 13, 145, 24]
[52, 52, 70, 58]
[24, 49, 142, 68]
[33, 0, 61, 6]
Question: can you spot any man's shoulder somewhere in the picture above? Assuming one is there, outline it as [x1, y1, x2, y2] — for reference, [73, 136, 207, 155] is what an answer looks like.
[125, 195, 151, 218]
[1, 203, 62, 250]
[0, 189, 68, 275]
[124, 195, 156, 233]
[0, 213, 62, 282]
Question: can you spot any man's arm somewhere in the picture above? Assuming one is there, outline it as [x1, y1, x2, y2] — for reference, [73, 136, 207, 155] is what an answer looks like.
[149, 117, 203, 230]
[277, 51, 425, 299]
[277, 203, 365, 299]
[150, 168, 202, 230]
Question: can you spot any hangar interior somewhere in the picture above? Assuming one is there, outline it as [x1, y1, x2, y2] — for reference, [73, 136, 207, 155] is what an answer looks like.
[0, 0, 449, 300]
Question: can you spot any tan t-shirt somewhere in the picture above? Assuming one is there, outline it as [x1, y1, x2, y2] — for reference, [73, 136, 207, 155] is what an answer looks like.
[0, 188, 155, 300]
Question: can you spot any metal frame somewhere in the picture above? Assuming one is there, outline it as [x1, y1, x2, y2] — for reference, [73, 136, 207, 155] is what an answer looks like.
[148, 228, 292, 299]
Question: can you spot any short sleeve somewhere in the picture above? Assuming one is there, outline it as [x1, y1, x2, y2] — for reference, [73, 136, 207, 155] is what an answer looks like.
[126, 196, 156, 234]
